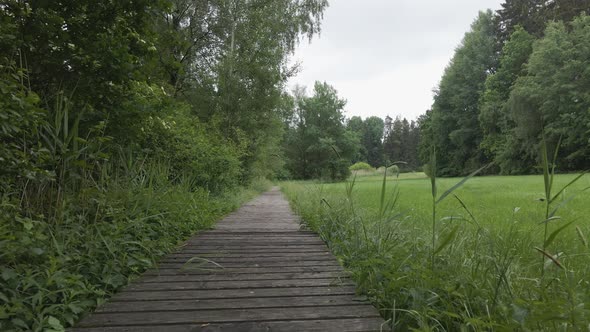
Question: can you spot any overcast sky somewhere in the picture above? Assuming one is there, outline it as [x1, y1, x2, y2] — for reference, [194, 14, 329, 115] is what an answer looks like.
[288, 0, 504, 121]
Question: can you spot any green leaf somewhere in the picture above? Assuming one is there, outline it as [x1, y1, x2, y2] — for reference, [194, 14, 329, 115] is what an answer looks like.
[544, 221, 575, 248]
[534, 247, 564, 269]
[549, 172, 586, 204]
[541, 135, 551, 201]
[47, 316, 64, 330]
[453, 195, 481, 228]
[0, 291, 9, 302]
[434, 225, 460, 255]
[379, 166, 387, 218]
[549, 187, 590, 218]
[12, 318, 28, 329]
[436, 163, 491, 204]
[430, 147, 437, 199]
[1, 268, 17, 281]
[538, 216, 562, 224]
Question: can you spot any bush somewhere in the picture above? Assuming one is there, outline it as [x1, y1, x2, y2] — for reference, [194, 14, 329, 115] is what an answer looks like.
[387, 165, 400, 177]
[349, 162, 373, 171]
[0, 63, 50, 186]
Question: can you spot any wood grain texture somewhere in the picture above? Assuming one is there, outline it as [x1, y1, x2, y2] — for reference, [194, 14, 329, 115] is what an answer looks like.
[70, 187, 388, 331]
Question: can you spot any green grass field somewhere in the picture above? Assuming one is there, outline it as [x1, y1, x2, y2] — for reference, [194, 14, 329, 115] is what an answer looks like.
[282, 173, 590, 331]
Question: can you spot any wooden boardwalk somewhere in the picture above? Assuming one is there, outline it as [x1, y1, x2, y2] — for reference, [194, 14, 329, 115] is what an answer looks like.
[71, 187, 387, 332]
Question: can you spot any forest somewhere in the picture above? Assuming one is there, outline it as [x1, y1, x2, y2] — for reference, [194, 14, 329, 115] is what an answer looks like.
[1, 0, 590, 331]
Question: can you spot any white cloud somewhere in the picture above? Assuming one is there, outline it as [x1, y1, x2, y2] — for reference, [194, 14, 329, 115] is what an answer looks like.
[288, 0, 504, 120]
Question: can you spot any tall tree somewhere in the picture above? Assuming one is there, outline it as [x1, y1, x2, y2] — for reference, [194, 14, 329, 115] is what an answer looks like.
[2, 0, 165, 122]
[426, 10, 497, 175]
[346, 116, 367, 163]
[495, 0, 546, 45]
[384, 116, 403, 164]
[283, 82, 359, 180]
[362, 116, 385, 167]
[479, 26, 535, 171]
[505, 14, 590, 171]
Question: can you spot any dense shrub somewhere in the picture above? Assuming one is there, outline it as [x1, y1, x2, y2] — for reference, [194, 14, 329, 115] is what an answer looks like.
[349, 162, 373, 171]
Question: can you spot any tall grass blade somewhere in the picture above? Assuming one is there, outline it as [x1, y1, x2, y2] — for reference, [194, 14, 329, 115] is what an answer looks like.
[544, 220, 575, 248]
[538, 216, 562, 224]
[541, 135, 551, 202]
[379, 166, 387, 219]
[453, 194, 481, 228]
[534, 247, 564, 269]
[436, 163, 491, 204]
[434, 225, 459, 255]
[575, 226, 588, 247]
[430, 148, 437, 199]
[549, 172, 587, 204]
[549, 187, 590, 218]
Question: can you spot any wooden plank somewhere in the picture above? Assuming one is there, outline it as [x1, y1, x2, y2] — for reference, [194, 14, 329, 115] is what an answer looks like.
[143, 265, 345, 275]
[159, 255, 335, 264]
[70, 318, 387, 332]
[164, 251, 331, 258]
[137, 271, 348, 283]
[94, 295, 371, 313]
[183, 240, 326, 246]
[178, 245, 329, 251]
[162, 252, 333, 258]
[110, 286, 358, 301]
[125, 278, 353, 291]
[156, 260, 342, 269]
[77, 305, 380, 327]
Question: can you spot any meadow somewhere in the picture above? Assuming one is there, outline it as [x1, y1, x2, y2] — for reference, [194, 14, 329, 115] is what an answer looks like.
[282, 172, 590, 331]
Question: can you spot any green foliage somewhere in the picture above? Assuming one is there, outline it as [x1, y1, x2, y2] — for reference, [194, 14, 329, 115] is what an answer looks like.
[505, 14, 590, 171]
[0, 0, 326, 329]
[0, 62, 50, 186]
[350, 162, 373, 171]
[384, 116, 420, 170]
[283, 82, 359, 181]
[479, 26, 535, 171]
[424, 11, 496, 176]
[0, 162, 261, 331]
[423, 6, 590, 177]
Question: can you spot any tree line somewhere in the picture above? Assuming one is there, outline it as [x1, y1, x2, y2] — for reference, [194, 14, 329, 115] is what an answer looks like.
[281, 83, 421, 180]
[419, 0, 590, 176]
[1, 0, 328, 194]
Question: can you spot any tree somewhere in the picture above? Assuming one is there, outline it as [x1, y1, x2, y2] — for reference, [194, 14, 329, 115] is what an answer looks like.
[384, 116, 403, 164]
[2, 0, 165, 123]
[346, 116, 367, 163]
[504, 14, 590, 171]
[494, 0, 590, 48]
[495, 0, 546, 46]
[479, 26, 535, 171]
[426, 10, 497, 175]
[283, 82, 359, 180]
[362, 116, 385, 167]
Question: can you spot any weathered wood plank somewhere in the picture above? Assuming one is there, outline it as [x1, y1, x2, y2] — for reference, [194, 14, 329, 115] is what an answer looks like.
[94, 295, 370, 313]
[77, 305, 380, 327]
[110, 286, 358, 301]
[71, 318, 387, 332]
[143, 265, 345, 275]
[159, 254, 333, 263]
[164, 251, 331, 258]
[156, 260, 342, 269]
[125, 278, 353, 291]
[137, 271, 347, 283]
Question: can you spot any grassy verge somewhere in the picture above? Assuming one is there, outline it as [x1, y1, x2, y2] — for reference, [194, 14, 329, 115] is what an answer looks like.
[0, 171, 270, 331]
[281, 173, 589, 331]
